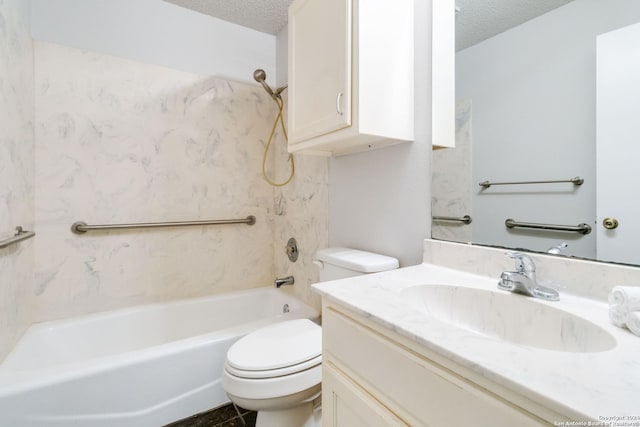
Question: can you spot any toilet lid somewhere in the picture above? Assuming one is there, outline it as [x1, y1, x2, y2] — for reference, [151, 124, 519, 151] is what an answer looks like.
[227, 319, 321, 371]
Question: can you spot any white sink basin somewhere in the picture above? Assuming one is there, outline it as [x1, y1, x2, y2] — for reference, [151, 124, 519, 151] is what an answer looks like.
[400, 285, 616, 353]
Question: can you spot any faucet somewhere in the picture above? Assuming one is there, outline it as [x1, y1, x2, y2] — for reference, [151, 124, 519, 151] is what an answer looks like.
[274, 276, 295, 288]
[498, 252, 559, 301]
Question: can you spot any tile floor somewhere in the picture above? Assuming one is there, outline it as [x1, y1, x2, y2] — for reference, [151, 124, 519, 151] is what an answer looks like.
[166, 404, 256, 427]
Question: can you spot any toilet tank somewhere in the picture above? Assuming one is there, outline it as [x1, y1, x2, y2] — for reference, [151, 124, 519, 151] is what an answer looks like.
[315, 247, 399, 281]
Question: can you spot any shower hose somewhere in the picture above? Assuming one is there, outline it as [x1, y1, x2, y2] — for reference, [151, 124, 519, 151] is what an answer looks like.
[262, 96, 295, 187]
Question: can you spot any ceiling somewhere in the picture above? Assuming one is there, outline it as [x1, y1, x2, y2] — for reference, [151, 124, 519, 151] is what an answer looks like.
[164, 0, 574, 49]
[164, 0, 293, 35]
[455, 0, 574, 50]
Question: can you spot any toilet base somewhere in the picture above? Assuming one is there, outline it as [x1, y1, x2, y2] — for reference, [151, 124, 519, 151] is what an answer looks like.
[255, 400, 321, 427]
[226, 385, 322, 427]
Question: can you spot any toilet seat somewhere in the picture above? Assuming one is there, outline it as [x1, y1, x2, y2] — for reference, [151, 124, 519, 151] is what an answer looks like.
[223, 319, 323, 401]
[225, 354, 322, 379]
[223, 363, 322, 401]
[226, 319, 321, 372]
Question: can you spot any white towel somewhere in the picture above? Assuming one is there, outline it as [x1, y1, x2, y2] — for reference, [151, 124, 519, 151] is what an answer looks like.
[609, 305, 628, 328]
[627, 312, 640, 337]
[608, 286, 640, 311]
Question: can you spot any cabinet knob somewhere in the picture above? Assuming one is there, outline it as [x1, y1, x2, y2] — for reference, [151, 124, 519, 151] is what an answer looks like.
[336, 92, 344, 116]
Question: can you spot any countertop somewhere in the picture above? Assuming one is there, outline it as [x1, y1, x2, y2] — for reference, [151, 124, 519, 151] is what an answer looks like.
[313, 262, 640, 422]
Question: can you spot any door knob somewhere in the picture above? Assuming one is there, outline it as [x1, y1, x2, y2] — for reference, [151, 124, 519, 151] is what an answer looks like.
[602, 217, 619, 230]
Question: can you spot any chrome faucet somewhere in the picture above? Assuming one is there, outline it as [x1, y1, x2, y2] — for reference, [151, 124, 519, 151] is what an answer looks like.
[274, 276, 295, 288]
[498, 252, 559, 301]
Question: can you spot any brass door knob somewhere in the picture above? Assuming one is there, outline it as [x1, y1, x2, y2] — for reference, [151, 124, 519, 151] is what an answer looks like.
[602, 217, 619, 230]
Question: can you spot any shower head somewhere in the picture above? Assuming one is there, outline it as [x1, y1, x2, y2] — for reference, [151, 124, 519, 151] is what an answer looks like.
[253, 69, 267, 82]
[253, 69, 276, 99]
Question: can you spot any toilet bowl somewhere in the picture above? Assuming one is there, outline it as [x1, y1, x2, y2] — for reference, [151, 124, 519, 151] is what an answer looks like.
[222, 247, 399, 427]
[222, 319, 322, 427]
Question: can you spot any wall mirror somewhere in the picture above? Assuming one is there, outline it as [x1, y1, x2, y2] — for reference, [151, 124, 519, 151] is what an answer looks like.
[432, 0, 640, 265]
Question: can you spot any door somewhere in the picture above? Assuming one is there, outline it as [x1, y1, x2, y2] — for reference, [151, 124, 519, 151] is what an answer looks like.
[288, 0, 352, 144]
[596, 22, 640, 265]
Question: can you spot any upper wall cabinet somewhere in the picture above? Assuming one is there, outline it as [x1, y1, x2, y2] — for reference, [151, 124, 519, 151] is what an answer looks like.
[287, 0, 414, 156]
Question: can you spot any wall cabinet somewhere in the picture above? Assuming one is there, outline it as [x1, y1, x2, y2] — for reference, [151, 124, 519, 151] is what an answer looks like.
[287, 0, 414, 156]
[322, 303, 563, 426]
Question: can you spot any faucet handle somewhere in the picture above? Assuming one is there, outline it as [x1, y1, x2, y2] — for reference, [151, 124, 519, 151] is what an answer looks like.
[505, 251, 536, 273]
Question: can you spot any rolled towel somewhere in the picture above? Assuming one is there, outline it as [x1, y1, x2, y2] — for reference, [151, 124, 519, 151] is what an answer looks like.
[627, 312, 640, 337]
[609, 305, 628, 328]
[608, 286, 640, 311]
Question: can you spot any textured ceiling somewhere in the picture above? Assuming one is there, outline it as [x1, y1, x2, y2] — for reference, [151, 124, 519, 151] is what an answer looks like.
[164, 0, 293, 35]
[165, 0, 575, 47]
[455, 0, 574, 50]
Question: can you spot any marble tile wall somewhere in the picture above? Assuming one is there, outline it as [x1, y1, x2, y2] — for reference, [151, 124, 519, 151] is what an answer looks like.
[0, 0, 35, 360]
[271, 94, 329, 312]
[32, 41, 285, 322]
[431, 99, 472, 243]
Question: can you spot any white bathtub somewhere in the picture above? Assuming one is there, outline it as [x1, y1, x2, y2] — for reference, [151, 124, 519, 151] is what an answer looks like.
[0, 287, 319, 426]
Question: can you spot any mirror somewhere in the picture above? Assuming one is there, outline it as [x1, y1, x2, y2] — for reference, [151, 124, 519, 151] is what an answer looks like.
[432, 0, 640, 265]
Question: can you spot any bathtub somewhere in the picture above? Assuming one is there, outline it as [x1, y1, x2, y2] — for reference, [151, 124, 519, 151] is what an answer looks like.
[0, 287, 319, 426]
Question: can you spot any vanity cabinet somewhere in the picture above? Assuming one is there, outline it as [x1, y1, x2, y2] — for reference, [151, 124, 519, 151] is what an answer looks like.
[321, 303, 555, 427]
[287, 0, 414, 156]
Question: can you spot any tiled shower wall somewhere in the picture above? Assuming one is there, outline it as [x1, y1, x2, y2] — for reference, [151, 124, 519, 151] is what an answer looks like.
[1, 16, 327, 352]
[0, 0, 35, 360]
[31, 41, 284, 322]
[272, 95, 328, 311]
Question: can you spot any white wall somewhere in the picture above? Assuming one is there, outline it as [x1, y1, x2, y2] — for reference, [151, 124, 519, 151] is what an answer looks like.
[276, 24, 288, 88]
[456, 0, 640, 259]
[30, 0, 276, 84]
[328, 0, 431, 267]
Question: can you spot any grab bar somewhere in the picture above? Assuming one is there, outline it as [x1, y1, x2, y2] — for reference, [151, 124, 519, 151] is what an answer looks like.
[71, 216, 256, 234]
[433, 215, 472, 224]
[505, 218, 591, 235]
[0, 226, 36, 249]
[479, 176, 584, 189]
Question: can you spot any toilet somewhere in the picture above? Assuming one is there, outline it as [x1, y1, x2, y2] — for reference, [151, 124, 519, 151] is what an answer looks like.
[222, 247, 399, 427]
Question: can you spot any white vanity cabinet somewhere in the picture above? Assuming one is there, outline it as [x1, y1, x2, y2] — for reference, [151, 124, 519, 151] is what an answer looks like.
[287, 0, 414, 156]
[321, 302, 558, 427]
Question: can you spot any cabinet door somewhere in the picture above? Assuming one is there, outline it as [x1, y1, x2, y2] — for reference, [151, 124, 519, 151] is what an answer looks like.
[323, 361, 408, 427]
[288, 0, 352, 144]
[324, 307, 550, 426]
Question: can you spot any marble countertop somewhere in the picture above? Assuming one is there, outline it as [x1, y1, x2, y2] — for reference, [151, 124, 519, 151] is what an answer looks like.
[313, 263, 640, 422]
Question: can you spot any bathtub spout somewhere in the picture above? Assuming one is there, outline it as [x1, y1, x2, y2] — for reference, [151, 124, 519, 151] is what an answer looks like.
[274, 276, 295, 288]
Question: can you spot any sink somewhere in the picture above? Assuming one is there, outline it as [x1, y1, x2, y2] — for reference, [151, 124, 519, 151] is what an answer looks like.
[400, 285, 616, 353]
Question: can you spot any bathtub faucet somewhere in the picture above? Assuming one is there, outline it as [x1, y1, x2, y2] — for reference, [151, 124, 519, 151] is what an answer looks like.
[274, 276, 295, 288]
